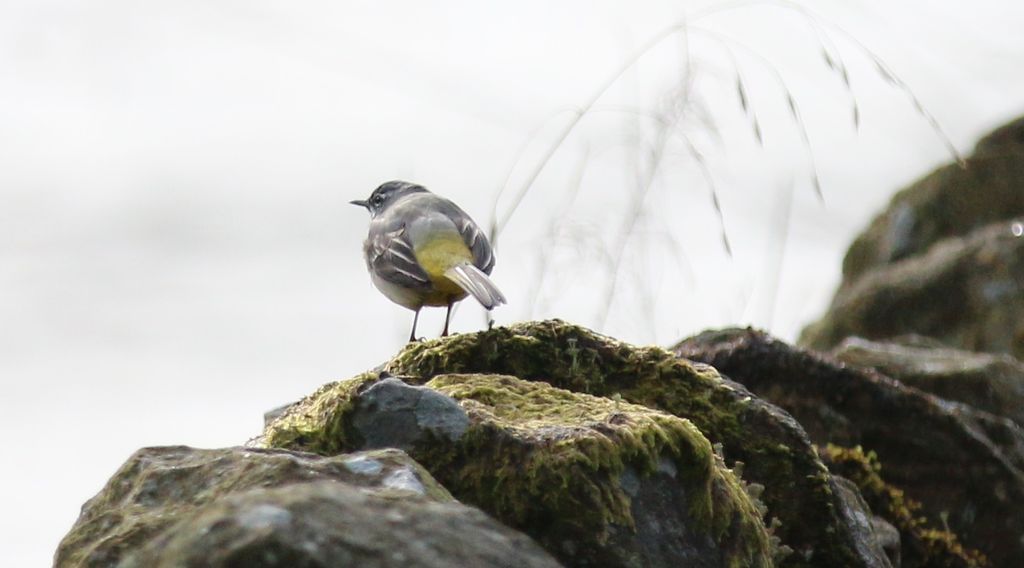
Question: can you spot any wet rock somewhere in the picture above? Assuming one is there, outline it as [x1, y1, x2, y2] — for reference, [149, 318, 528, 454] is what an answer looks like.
[676, 328, 1022, 566]
[833, 337, 1024, 426]
[120, 481, 563, 568]
[870, 516, 902, 568]
[55, 446, 458, 567]
[265, 320, 897, 568]
[802, 220, 1024, 359]
[830, 476, 894, 568]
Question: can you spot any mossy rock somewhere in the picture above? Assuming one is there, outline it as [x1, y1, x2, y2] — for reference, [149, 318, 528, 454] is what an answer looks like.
[803, 220, 1024, 359]
[266, 320, 889, 568]
[840, 117, 1024, 284]
[677, 327, 1024, 567]
[55, 446, 456, 567]
[810, 115, 1024, 361]
[820, 445, 987, 568]
[264, 372, 774, 567]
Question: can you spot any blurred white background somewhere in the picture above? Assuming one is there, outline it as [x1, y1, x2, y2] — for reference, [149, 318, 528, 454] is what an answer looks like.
[3, 1, 1023, 564]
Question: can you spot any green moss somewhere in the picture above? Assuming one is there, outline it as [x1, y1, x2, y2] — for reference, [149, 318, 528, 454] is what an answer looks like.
[425, 374, 717, 533]
[820, 444, 988, 568]
[387, 321, 752, 462]
[384, 320, 864, 567]
[261, 372, 379, 454]
[388, 322, 772, 443]
[262, 369, 774, 567]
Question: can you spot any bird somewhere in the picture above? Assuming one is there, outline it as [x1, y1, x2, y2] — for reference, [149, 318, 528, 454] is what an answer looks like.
[350, 181, 506, 342]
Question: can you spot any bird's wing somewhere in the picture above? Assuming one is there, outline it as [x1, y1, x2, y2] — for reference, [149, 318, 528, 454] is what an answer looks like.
[439, 201, 495, 274]
[365, 226, 432, 290]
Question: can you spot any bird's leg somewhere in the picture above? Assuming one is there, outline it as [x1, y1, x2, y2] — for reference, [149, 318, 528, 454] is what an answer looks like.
[442, 302, 454, 337]
[409, 308, 421, 343]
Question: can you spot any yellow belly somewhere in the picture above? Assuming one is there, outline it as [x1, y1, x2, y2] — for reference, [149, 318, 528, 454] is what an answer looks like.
[414, 233, 473, 306]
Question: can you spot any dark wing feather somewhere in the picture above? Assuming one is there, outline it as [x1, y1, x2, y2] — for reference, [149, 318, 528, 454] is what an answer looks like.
[452, 210, 495, 274]
[365, 226, 432, 289]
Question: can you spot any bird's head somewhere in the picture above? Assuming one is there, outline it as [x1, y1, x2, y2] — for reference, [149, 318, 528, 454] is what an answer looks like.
[350, 181, 429, 218]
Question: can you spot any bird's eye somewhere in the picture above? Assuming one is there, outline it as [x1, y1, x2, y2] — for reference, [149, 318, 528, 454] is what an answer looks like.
[371, 195, 384, 206]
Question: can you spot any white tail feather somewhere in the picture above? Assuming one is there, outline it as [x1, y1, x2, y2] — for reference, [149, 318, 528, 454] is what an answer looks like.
[444, 264, 506, 309]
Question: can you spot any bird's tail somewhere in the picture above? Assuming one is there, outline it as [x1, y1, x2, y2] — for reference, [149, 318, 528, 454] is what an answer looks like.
[444, 264, 506, 310]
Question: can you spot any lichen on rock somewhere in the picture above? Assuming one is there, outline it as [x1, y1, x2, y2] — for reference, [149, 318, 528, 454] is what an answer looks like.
[263, 370, 775, 568]
[406, 321, 890, 567]
[264, 320, 889, 567]
[257, 371, 378, 454]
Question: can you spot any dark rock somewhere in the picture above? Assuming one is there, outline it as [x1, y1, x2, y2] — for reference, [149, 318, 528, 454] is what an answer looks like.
[265, 320, 898, 568]
[870, 516, 902, 568]
[264, 371, 773, 568]
[830, 476, 895, 568]
[351, 377, 469, 451]
[974, 114, 1024, 156]
[802, 220, 1024, 358]
[120, 481, 563, 568]
[675, 328, 1023, 566]
[833, 337, 1024, 426]
[55, 446, 457, 567]
[613, 458, 731, 567]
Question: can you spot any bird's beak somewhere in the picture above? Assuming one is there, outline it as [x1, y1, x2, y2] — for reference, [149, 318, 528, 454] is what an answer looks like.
[349, 199, 369, 210]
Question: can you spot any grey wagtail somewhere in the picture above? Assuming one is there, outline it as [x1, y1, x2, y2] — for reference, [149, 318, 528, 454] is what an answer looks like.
[351, 181, 506, 342]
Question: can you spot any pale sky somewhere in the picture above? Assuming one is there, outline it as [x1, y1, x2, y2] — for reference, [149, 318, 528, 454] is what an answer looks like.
[3, 1, 1024, 565]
